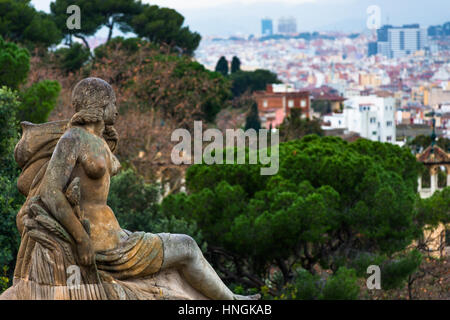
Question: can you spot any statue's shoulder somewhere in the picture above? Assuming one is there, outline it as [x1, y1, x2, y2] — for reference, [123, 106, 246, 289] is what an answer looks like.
[15, 120, 69, 169]
[60, 126, 83, 141]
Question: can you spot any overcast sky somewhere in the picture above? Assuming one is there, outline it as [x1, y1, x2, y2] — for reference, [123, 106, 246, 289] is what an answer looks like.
[31, 0, 450, 37]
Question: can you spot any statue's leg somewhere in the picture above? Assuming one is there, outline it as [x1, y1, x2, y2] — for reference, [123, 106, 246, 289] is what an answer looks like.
[158, 233, 235, 300]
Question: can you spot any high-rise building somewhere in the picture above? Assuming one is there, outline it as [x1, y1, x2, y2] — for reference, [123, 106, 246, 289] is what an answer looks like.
[368, 42, 378, 56]
[278, 17, 297, 34]
[370, 24, 428, 58]
[261, 18, 273, 36]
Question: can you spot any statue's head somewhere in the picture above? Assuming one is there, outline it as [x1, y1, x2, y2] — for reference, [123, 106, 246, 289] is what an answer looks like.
[69, 77, 119, 151]
[70, 77, 118, 126]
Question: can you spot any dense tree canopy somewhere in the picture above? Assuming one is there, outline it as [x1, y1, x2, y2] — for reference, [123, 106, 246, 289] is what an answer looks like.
[18, 80, 61, 123]
[406, 134, 450, 153]
[162, 136, 428, 294]
[231, 56, 241, 74]
[51, 0, 105, 49]
[128, 4, 201, 55]
[0, 36, 30, 89]
[54, 43, 91, 74]
[0, 0, 62, 48]
[244, 101, 261, 131]
[279, 108, 323, 141]
[215, 56, 229, 77]
[0, 88, 23, 283]
[231, 69, 281, 97]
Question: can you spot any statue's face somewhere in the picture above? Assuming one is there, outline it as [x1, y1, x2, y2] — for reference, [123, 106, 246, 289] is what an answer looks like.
[104, 96, 118, 125]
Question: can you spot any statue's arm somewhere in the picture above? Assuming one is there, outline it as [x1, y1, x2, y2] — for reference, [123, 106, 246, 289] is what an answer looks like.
[39, 131, 93, 265]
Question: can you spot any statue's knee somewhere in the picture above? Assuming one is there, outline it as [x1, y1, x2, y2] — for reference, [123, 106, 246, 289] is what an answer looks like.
[178, 234, 200, 260]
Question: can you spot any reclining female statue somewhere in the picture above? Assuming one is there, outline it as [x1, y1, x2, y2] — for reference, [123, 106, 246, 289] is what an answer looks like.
[1, 77, 259, 300]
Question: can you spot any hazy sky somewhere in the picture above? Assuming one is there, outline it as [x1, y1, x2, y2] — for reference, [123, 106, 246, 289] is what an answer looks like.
[31, 0, 450, 37]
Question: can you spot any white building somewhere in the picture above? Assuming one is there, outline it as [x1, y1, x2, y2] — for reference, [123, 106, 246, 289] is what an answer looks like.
[323, 95, 396, 143]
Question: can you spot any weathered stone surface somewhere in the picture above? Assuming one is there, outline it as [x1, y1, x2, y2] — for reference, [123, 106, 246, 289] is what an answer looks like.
[1, 268, 208, 300]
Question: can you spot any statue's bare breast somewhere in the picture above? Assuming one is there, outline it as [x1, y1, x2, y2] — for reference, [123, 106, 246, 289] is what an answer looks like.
[69, 127, 124, 252]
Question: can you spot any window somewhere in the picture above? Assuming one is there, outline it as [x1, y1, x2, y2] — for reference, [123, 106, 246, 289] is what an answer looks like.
[300, 99, 306, 107]
[288, 100, 294, 108]
[263, 100, 268, 108]
[387, 136, 392, 141]
[386, 121, 393, 127]
[372, 131, 377, 135]
[370, 117, 376, 123]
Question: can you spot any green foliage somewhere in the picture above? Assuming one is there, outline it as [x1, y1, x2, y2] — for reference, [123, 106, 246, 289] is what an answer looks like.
[54, 43, 90, 73]
[215, 56, 228, 77]
[283, 268, 321, 300]
[96, 0, 142, 41]
[0, 36, 30, 89]
[380, 250, 422, 290]
[406, 134, 450, 153]
[0, 266, 9, 294]
[0, 87, 20, 173]
[279, 108, 323, 141]
[164, 135, 425, 291]
[129, 4, 201, 55]
[0, 87, 23, 283]
[230, 69, 281, 97]
[415, 187, 450, 227]
[18, 80, 61, 123]
[51, 0, 105, 48]
[0, 0, 62, 48]
[280, 267, 359, 300]
[244, 101, 261, 131]
[108, 169, 206, 250]
[231, 56, 241, 73]
[321, 267, 360, 300]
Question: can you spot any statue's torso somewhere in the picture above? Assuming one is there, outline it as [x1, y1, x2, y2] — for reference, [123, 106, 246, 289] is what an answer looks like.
[69, 127, 125, 252]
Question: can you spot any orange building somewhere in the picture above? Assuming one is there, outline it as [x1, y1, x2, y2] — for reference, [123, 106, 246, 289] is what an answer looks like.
[253, 84, 310, 129]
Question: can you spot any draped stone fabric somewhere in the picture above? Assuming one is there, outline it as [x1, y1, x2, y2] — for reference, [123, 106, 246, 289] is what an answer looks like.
[96, 231, 164, 280]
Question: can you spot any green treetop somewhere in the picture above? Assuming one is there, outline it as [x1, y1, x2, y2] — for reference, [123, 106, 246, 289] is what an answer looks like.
[215, 56, 229, 76]
[231, 56, 241, 73]
[0, 36, 30, 89]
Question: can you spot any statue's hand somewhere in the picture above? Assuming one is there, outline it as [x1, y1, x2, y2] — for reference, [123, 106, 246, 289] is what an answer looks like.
[76, 239, 95, 266]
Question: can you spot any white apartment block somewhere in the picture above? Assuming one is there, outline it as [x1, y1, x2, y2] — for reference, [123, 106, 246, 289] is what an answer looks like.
[323, 95, 396, 143]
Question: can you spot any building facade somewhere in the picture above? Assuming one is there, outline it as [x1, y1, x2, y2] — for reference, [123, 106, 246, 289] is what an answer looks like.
[261, 18, 273, 36]
[254, 84, 310, 129]
[277, 17, 297, 34]
[323, 95, 396, 143]
[370, 24, 428, 58]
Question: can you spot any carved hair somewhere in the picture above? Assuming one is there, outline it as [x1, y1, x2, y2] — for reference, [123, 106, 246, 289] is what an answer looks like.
[69, 77, 119, 152]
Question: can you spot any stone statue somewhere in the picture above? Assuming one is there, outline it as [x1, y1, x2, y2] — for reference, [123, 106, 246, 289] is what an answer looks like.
[0, 78, 259, 300]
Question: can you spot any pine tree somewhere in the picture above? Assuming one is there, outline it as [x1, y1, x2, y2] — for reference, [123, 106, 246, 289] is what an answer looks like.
[231, 56, 241, 73]
[245, 101, 261, 131]
[215, 56, 228, 76]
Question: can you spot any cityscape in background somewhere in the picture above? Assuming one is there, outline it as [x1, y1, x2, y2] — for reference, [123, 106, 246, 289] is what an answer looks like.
[195, 18, 450, 145]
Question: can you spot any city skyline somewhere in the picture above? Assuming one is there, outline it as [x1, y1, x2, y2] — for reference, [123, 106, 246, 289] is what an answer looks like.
[31, 0, 450, 37]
